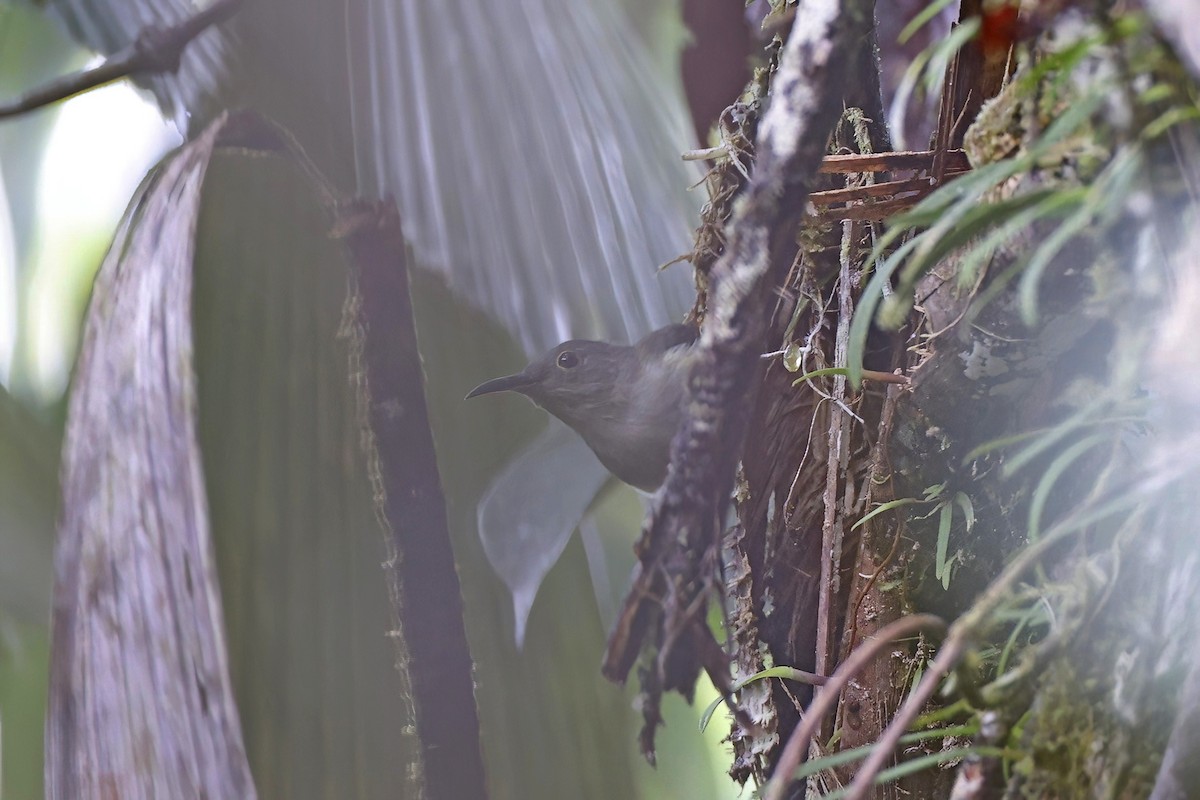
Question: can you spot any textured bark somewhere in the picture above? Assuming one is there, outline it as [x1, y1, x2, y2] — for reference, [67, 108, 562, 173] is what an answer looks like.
[47, 113, 255, 799]
[834, 384, 913, 774]
[828, 5, 1013, 792]
[602, 0, 876, 760]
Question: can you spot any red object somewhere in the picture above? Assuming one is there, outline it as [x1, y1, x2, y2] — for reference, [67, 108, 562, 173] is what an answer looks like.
[980, 3, 1021, 60]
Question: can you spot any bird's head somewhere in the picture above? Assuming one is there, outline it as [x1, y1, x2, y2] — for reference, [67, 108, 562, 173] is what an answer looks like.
[466, 339, 631, 429]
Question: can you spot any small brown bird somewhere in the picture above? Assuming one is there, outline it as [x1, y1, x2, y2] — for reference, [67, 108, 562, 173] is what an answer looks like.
[467, 324, 699, 492]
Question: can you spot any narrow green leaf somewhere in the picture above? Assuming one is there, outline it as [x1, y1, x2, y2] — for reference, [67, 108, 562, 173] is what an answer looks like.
[962, 428, 1053, 464]
[1142, 105, 1200, 139]
[1016, 39, 1100, 99]
[1029, 90, 1107, 152]
[997, 600, 1051, 676]
[1027, 433, 1110, 541]
[912, 699, 972, 730]
[698, 665, 823, 731]
[849, 92, 1102, 384]
[899, 189, 1065, 289]
[920, 21, 982, 96]
[954, 492, 975, 533]
[792, 366, 850, 385]
[852, 497, 922, 531]
[898, 0, 958, 43]
[698, 695, 724, 732]
[1136, 83, 1176, 105]
[906, 660, 926, 707]
[817, 747, 1014, 799]
[935, 502, 953, 582]
[734, 666, 824, 687]
[889, 19, 980, 144]
[964, 412, 1143, 466]
[848, 246, 909, 385]
[954, 187, 1087, 290]
[784, 726, 981, 785]
[1002, 399, 1106, 477]
[1018, 148, 1140, 323]
[922, 482, 947, 500]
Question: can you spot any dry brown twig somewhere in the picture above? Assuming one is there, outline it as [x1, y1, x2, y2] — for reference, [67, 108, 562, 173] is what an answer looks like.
[0, 0, 242, 119]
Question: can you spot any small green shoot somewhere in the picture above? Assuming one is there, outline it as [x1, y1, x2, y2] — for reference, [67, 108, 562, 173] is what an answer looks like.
[698, 666, 824, 732]
[933, 492, 973, 589]
[851, 497, 922, 531]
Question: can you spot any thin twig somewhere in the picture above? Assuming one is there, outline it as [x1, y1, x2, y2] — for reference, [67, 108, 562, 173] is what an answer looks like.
[0, 0, 242, 119]
[811, 193, 936, 222]
[814, 220, 857, 680]
[762, 614, 948, 800]
[809, 175, 949, 206]
[819, 149, 971, 174]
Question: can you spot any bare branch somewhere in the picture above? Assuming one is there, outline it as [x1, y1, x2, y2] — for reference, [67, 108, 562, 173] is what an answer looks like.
[604, 0, 875, 689]
[0, 0, 241, 119]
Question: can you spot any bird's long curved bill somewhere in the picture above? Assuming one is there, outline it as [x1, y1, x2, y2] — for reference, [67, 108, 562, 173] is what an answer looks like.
[465, 373, 534, 399]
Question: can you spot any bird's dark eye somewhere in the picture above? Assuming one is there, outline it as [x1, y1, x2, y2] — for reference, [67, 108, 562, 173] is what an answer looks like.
[557, 351, 579, 369]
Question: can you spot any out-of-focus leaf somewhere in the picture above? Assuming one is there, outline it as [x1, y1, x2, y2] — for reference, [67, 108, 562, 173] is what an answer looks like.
[0, 623, 50, 800]
[46, 0, 699, 353]
[347, 0, 699, 353]
[935, 501, 953, 584]
[477, 420, 611, 647]
[0, 4, 87, 249]
[0, 383, 55, 624]
[1143, 0, 1200, 78]
[193, 153, 421, 799]
[1027, 433, 1110, 542]
[0, 5, 91, 391]
[47, 114, 254, 798]
[408, 273, 676, 800]
[898, 0, 957, 44]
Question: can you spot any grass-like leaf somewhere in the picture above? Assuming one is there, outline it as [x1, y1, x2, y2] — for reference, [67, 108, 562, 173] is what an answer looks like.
[962, 410, 1144, 465]
[848, 90, 1106, 384]
[781, 724, 981, 788]
[936, 501, 954, 587]
[1001, 399, 1106, 477]
[792, 366, 851, 384]
[851, 497, 923, 531]
[954, 492, 975, 533]
[897, 0, 958, 44]
[698, 666, 824, 731]
[996, 599, 1051, 676]
[816, 746, 1013, 799]
[890, 20, 981, 146]
[1019, 148, 1140, 323]
[1027, 433, 1111, 541]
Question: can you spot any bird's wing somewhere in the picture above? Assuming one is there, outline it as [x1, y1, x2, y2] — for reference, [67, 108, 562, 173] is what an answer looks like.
[635, 323, 700, 358]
